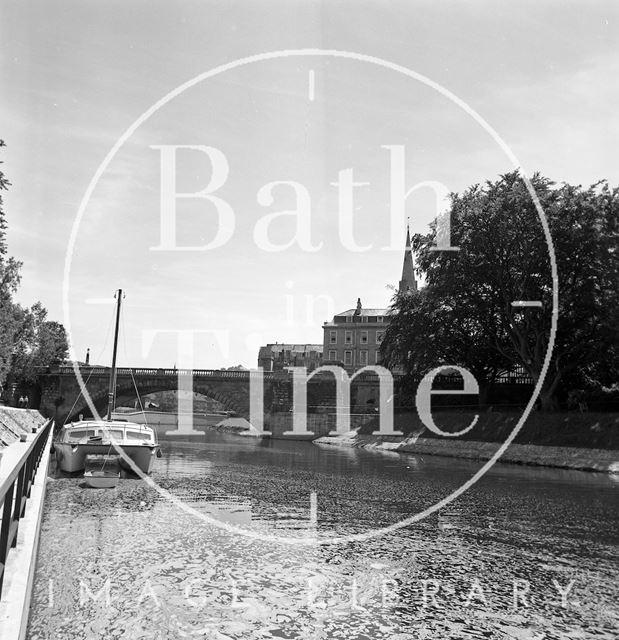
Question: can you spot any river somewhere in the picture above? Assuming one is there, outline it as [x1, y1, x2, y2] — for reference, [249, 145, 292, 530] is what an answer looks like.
[28, 432, 618, 639]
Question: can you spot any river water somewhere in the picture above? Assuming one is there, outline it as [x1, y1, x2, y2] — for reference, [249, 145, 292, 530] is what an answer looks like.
[28, 432, 618, 639]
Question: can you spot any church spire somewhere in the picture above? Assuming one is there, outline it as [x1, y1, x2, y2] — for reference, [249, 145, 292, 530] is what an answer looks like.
[398, 224, 417, 294]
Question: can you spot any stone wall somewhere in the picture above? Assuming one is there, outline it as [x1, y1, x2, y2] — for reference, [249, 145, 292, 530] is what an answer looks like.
[315, 431, 619, 474]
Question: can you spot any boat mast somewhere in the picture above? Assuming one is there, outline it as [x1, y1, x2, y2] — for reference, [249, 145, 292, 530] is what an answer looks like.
[105, 288, 123, 421]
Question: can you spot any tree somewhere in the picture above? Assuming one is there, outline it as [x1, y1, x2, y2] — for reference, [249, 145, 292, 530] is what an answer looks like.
[10, 302, 69, 385]
[382, 172, 618, 411]
[381, 288, 511, 407]
[0, 139, 22, 386]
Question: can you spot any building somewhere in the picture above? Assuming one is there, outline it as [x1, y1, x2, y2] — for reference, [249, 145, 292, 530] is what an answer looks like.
[258, 343, 323, 372]
[322, 227, 417, 371]
[322, 299, 389, 370]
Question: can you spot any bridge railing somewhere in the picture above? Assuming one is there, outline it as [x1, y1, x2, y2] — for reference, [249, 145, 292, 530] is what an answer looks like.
[51, 366, 391, 382]
[53, 366, 270, 379]
[0, 418, 53, 600]
[49, 365, 533, 385]
[50, 365, 404, 381]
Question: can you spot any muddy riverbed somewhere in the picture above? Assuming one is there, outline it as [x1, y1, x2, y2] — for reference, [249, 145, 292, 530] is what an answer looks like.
[28, 433, 619, 639]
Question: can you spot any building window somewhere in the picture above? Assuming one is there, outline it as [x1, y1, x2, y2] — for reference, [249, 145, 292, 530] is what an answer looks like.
[344, 330, 353, 345]
[376, 331, 385, 344]
[328, 350, 337, 361]
[329, 330, 337, 344]
[345, 316, 353, 323]
[344, 350, 352, 365]
[377, 316, 384, 322]
[360, 331, 368, 344]
[361, 316, 368, 323]
[375, 350, 381, 364]
[359, 350, 368, 366]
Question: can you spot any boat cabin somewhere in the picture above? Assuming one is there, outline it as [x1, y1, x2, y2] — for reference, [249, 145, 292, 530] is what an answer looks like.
[60, 421, 157, 445]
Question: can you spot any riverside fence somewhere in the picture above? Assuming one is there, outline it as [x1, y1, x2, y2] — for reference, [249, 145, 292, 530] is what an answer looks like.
[0, 417, 53, 600]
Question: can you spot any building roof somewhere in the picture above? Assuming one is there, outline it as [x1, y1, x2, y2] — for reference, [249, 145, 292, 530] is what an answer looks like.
[259, 343, 323, 358]
[333, 308, 388, 317]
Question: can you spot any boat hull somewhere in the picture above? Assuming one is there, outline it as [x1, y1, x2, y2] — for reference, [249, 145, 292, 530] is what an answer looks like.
[55, 442, 157, 474]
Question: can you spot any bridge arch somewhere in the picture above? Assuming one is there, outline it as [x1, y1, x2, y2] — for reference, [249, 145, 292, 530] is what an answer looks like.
[51, 373, 253, 424]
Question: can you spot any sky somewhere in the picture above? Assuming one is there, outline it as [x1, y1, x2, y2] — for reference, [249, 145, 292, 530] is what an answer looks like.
[1, 0, 617, 369]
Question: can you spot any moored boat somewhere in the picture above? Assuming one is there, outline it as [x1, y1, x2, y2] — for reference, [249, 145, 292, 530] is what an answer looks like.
[55, 421, 159, 474]
[54, 289, 161, 476]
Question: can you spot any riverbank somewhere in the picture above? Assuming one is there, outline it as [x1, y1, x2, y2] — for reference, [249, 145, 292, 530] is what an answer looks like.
[0, 407, 47, 449]
[358, 410, 619, 448]
[0, 408, 53, 640]
[314, 431, 619, 474]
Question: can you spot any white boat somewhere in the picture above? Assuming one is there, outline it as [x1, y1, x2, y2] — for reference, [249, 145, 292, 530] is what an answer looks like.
[54, 288, 161, 475]
[55, 421, 159, 474]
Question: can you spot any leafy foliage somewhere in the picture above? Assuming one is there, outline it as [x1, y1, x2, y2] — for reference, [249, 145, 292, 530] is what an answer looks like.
[10, 302, 69, 384]
[0, 139, 23, 386]
[381, 288, 512, 406]
[381, 172, 618, 410]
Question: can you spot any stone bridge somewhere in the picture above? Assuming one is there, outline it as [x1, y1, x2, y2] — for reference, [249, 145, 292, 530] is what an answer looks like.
[38, 366, 281, 423]
[37, 365, 392, 425]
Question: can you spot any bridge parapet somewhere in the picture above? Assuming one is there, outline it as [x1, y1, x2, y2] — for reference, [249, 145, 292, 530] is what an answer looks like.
[52, 365, 278, 380]
[51, 365, 404, 382]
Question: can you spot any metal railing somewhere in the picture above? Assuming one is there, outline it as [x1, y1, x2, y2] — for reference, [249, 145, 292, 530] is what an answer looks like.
[0, 419, 52, 600]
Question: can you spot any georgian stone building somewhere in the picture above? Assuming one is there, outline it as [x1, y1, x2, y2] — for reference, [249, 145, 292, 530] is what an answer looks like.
[322, 300, 389, 370]
[322, 228, 417, 372]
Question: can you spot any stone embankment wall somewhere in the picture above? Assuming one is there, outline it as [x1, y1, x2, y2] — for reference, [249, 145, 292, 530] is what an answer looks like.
[315, 430, 619, 474]
[0, 407, 47, 449]
[358, 410, 619, 449]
